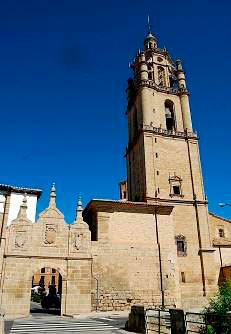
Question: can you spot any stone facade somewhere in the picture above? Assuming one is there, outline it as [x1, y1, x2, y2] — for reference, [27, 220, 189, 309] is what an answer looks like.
[0, 187, 92, 317]
[0, 29, 230, 317]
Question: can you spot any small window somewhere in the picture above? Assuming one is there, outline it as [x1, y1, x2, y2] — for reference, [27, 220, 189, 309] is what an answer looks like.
[173, 185, 180, 195]
[155, 138, 157, 143]
[41, 268, 45, 273]
[177, 241, 185, 252]
[175, 235, 187, 256]
[169, 174, 183, 198]
[156, 153, 158, 158]
[158, 188, 160, 193]
[219, 229, 225, 238]
[181, 272, 186, 283]
[52, 269, 56, 273]
[157, 171, 159, 175]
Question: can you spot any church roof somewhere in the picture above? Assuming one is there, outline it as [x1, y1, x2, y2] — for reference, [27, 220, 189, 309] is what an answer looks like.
[209, 212, 231, 223]
[83, 198, 173, 215]
[0, 183, 42, 198]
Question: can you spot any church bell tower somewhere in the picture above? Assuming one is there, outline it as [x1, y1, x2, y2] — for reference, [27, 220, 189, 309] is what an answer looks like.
[126, 28, 204, 204]
[125, 25, 217, 305]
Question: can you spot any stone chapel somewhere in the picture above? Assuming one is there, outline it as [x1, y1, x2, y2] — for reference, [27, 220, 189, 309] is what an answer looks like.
[0, 28, 230, 317]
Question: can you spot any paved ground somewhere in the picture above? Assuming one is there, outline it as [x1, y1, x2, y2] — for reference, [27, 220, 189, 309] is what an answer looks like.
[5, 303, 132, 334]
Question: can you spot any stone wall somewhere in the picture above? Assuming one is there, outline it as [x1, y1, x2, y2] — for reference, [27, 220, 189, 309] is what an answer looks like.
[0, 188, 92, 318]
[84, 200, 179, 311]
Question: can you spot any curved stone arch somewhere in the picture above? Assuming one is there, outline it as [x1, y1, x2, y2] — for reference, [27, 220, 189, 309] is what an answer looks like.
[30, 262, 67, 281]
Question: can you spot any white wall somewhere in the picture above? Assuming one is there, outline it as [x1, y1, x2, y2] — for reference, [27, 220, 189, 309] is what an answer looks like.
[0, 192, 4, 213]
[7, 193, 37, 225]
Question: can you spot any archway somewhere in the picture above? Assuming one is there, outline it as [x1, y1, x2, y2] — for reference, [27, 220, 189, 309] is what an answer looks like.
[31, 267, 62, 315]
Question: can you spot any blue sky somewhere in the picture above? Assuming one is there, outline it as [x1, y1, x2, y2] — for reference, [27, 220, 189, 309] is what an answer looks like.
[0, 0, 230, 222]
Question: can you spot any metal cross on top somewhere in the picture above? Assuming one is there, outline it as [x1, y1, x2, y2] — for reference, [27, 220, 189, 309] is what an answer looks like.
[147, 15, 152, 33]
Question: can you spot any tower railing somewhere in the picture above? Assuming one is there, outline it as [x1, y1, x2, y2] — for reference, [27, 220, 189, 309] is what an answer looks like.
[142, 125, 198, 139]
[134, 79, 180, 95]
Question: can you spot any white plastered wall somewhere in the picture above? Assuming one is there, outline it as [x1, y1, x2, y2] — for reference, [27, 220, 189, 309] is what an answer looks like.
[0, 192, 4, 213]
[6, 193, 37, 225]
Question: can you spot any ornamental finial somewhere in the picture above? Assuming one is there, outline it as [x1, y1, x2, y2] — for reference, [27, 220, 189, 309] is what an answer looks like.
[17, 193, 28, 219]
[49, 182, 56, 208]
[75, 195, 83, 222]
[147, 15, 152, 33]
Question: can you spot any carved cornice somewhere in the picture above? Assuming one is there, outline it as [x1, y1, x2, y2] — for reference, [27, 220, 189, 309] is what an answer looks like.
[126, 126, 198, 155]
[142, 125, 197, 139]
[135, 79, 180, 95]
[213, 238, 231, 247]
[126, 80, 189, 112]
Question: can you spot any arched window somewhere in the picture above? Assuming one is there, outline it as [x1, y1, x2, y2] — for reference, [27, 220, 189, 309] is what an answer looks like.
[148, 64, 154, 80]
[158, 66, 166, 87]
[219, 229, 225, 238]
[165, 100, 176, 131]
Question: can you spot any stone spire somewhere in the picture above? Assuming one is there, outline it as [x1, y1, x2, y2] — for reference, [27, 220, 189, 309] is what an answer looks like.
[17, 194, 28, 219]
[75, 196, 83, 222]
[49, 183, 56, 208]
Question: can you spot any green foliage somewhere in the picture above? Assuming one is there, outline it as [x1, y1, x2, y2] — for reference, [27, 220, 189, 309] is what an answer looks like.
[200, 280, 231, 334]
[31, 291, 41, 303]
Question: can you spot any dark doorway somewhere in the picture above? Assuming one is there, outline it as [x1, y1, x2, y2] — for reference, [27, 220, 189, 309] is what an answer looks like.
[31, 267, 62, 316]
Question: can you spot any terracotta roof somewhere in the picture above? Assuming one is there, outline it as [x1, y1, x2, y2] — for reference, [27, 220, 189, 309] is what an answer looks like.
[0, 183, 42, 198]
[209, 212, 231, 223]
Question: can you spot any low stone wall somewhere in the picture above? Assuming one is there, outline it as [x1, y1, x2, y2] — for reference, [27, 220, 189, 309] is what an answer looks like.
[91, 290, 175, 312]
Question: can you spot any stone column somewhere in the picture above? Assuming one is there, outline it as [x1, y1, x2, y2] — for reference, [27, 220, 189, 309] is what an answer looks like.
[176, 59, 193, 132]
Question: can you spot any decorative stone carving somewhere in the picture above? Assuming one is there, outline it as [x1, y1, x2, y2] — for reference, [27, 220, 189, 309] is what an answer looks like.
[169, 173, 184, 198]
[15, 231, 26, 248]
[175, 234, 187, 257]
[44, 225, 56, 244]
[74, 233, 84, 251]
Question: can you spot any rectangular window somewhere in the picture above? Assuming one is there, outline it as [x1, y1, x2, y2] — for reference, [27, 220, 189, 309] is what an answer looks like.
[219, 229, 225, 238]
[181, 272, 186, 283]
[173, 185, 180, 195]
[41, 268, 45, 273]
[177, 241, 185, 252]
[52, 269, 56, 273]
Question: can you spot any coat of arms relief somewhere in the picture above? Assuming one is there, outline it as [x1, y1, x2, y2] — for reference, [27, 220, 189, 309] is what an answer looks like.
[44, 225, 57, 245]
[15, 231, 26, 248]
[74, 233, 84, 250]
[73, 231, 89, 252]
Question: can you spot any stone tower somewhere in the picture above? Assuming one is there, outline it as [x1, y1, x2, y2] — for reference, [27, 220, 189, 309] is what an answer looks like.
[126, 27, 217, 306]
